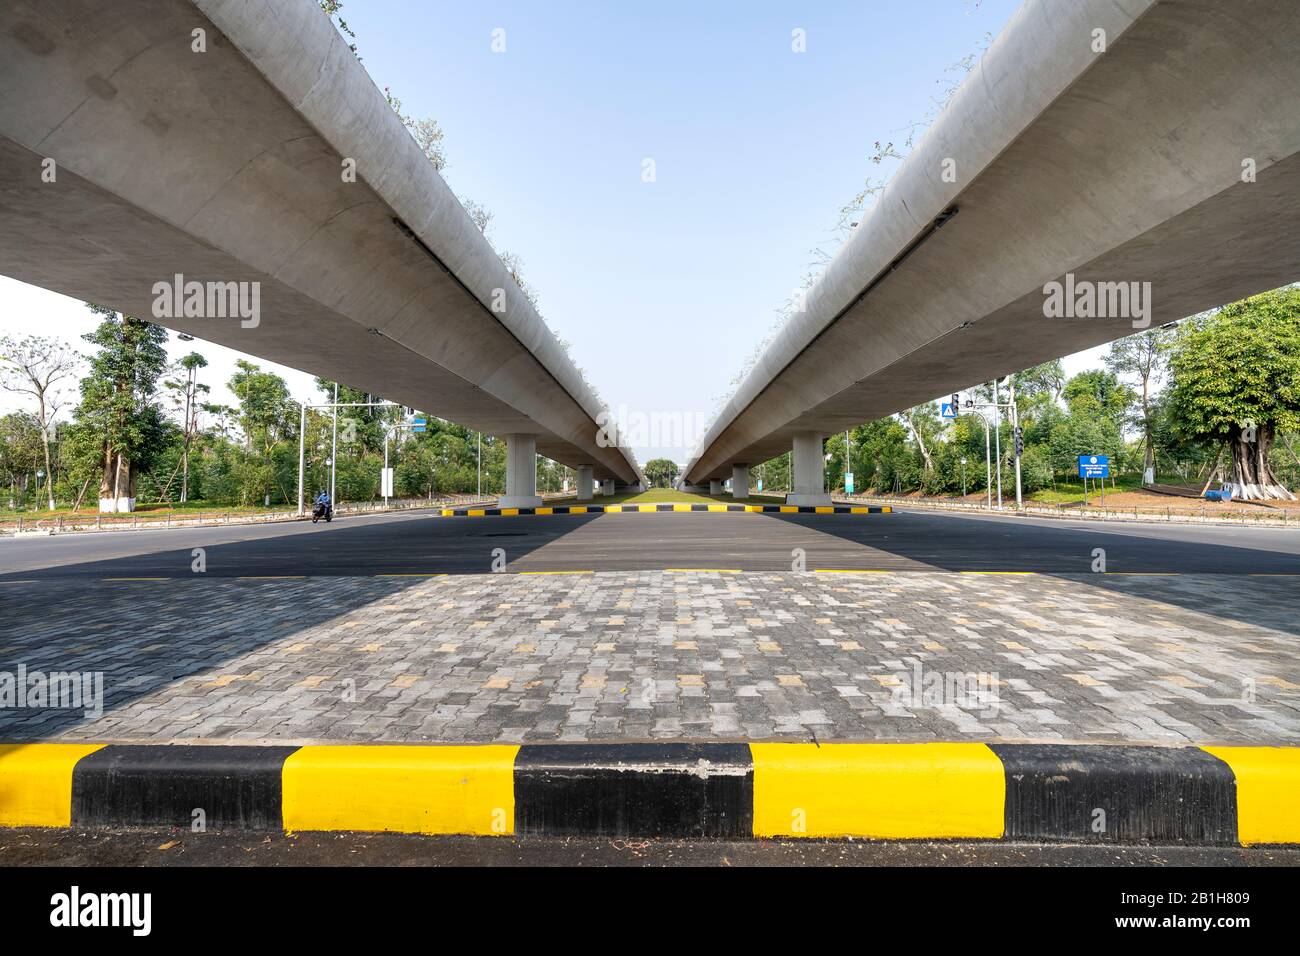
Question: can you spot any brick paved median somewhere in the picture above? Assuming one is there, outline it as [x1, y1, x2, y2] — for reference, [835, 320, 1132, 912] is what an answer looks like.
[2, 572, 1297, 744]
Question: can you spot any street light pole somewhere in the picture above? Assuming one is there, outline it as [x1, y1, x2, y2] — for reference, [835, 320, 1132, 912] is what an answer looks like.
[1010, 380, 1023, 511]
[297, 401, 306, 516]
[991, 380, 1003, 509]
[330, 382, 338, 505]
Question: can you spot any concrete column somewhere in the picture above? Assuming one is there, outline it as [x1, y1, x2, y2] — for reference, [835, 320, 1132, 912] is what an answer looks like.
[788, 431, 831, 506]
[731, 464, 749, 499]
[709, 479, 722, 495]
[602, 478, 615, 496]
[576, 465, 594, 501]
[499, 434, 543, 509]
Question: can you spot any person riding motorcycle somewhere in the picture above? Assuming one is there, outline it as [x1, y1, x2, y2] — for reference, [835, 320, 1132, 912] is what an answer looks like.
[312, 490, 333, 523]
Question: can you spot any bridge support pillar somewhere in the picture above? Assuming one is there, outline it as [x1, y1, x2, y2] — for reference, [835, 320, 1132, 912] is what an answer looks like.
[788, 431, 831, 506]
[602, 478, 615, 496]
[575, 465, 594, 501]
[709, 479, 723, 495]
[731, 465, 749, 499]
[499, 434, 543, 509]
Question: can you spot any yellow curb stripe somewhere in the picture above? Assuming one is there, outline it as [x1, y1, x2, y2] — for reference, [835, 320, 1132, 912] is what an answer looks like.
[664, 568, 742, 573]
[0, 743, 105, 827]
[1202, 746, 1300, 846]
[535, 507, 554, 515]
[282, 745, 519, 836]
[751, 742, 1005, 839]
[237, 575, 307, 580]
[959, 571, 1037, 576]
[374, 573, 447, 578]
[814, 569, 893, 574]
[673, 504, 693, 512]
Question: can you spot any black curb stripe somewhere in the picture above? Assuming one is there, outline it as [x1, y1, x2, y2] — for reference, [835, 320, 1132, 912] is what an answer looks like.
[513, 743, 754, 838]
[990, 744, 1238, 845]
[72, 745, 298, 830]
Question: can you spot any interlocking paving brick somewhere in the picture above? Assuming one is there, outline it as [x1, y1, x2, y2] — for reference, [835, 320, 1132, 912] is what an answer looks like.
[0, 572, 1297, 744]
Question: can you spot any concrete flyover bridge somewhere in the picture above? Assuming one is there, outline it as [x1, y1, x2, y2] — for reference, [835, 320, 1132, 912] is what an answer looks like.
[0, 0, 642, 508]
[684, 0, 1300, 505]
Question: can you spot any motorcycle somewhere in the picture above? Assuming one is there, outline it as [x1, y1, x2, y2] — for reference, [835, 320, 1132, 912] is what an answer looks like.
[311, 501, 333, 523]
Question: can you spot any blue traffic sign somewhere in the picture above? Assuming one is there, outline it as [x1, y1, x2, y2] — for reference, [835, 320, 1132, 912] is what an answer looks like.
[1077, 454, 1109, 478]
[940, 402, 957, 419]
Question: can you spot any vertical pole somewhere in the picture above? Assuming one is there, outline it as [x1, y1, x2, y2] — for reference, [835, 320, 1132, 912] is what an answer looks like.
[384, 430, 390, 508]
[1011, 382, 1023, 511]
[992, 381, 1003, 509]
[297, 402, 306, 516]
[845, 430, 851, 491]
[477, 432, 482, 497]
[983, 414, 992, 510]
[330, 383, 338, 505]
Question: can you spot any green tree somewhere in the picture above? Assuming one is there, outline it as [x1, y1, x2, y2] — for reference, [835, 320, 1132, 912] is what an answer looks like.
[1104, 327, 1174, 484]
[230, 360, 296, 455]
[72, 306, 170, 512]
[0, 335, 81, 509]
[644, 458, 679, 488]
[1166, 287, 1300, 499]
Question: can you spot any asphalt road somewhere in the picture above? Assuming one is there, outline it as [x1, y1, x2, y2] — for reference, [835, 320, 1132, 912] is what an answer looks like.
[2, 506, 1300, 579]
[3, 828, 1297, 867]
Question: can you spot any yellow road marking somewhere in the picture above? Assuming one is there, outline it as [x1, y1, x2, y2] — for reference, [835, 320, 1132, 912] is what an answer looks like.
[664, 568, 741, 573]
[751, 742, 1005, 839]
[516, 570, 594, 575]
[282, 745, 519, 836]
[102, 577, 169, 582]
[1202, 746, 1300, 846]
[815, 569, 893, 574]
[0, 743, 105, 827]
[237, 575, 306, 580]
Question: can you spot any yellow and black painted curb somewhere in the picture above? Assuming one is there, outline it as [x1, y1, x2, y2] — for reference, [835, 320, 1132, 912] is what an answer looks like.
[438, 503, 891, 517]
[1, 742, 1295, 845]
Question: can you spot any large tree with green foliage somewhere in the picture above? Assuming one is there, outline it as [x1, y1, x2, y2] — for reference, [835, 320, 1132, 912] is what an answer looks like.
[72, 306, 170, 512]
[1166, 287, 1300, 500]
[643, 458, 679, 488]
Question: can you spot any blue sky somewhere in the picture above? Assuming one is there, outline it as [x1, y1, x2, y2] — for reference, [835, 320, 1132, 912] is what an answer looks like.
[5, 0, 1110, 461]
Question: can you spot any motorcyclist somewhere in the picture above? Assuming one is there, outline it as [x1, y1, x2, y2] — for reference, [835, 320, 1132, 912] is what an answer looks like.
[313, 490, 332, 519]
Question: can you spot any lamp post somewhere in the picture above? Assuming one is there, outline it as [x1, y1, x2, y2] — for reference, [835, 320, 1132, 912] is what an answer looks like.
[960, 457, 967, 498]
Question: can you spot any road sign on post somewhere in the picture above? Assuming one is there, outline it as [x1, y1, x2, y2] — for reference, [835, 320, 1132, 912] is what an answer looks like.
[940, 401, 957, 419]
[381, 467, 394, 498]
[1077, 455, 1110, 479]
[844, 472, 855, 494]
[411, 418, 427, 433]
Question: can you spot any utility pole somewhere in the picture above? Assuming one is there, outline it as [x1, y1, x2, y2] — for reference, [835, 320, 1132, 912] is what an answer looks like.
[329, 382, 338, 505]
[991, 379, 1003, 509]
[845, 429, 851, 492]
[296, 402, 306, 516]
[1009, 380, 1023, 510]
[477, 431, 482, 497]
